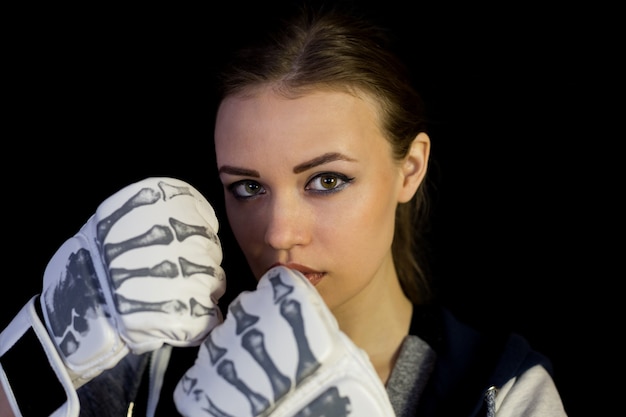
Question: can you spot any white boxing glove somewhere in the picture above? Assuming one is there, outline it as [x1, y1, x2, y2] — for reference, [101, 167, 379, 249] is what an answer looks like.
[174, 266, 395, 417]
[0, 177, 226, 417]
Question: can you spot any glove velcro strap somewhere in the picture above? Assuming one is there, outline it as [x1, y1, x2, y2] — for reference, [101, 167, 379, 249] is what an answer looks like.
[0, 296, 79, 417]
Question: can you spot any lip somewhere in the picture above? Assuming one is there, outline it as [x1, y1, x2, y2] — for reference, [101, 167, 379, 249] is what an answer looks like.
[270, 262, 326, 286]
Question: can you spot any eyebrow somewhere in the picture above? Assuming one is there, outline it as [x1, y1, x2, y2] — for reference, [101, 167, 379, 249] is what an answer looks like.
[293, 152, 357, 174]
[218, 166, 260, 177]
[218, 152, 356, 177]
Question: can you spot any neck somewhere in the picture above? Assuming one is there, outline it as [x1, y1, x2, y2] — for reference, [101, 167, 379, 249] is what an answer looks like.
[332, 266, 413, 384]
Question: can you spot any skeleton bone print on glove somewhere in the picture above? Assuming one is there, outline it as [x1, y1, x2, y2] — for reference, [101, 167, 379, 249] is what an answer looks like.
[174, 266, 396, 417]
[41, 178, 226, 385]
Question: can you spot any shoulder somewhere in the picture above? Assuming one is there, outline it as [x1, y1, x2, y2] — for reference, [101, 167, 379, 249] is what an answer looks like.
[410, 305, 561, 416]
[410, 305, 553, 381]
[494, 365, 567, 416]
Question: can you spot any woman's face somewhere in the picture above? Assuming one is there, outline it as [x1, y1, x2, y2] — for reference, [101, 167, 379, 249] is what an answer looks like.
[214, 88, 422, 311]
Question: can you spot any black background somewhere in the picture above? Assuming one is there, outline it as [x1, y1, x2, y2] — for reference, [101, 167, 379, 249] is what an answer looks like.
[2, 1, 618, 416]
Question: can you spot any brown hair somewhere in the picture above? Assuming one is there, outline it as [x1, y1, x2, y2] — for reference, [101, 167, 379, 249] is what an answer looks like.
[215, 2, 433, 304]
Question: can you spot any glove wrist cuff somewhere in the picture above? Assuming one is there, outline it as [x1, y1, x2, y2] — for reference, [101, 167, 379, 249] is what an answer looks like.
[0, 296, 80, 417]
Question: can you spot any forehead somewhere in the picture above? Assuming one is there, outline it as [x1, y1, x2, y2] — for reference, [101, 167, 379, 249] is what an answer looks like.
[214, 88, 385, 160]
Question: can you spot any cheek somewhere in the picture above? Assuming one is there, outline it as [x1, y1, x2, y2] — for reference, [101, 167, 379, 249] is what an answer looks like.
[315, 195, 396, 306]
[225, 202, 261, 251]
[322, 193, 396, 256]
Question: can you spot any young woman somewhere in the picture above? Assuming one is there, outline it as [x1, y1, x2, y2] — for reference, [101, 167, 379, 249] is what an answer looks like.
[0, 2, 567, 416]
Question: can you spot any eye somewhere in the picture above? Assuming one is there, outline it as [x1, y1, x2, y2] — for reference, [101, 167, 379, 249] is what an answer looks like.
[306, 172, 354, 193]
[227, 180, 265, 199]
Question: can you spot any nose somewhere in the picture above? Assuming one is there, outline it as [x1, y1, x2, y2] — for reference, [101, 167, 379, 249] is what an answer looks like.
[264, 193, 310, 251]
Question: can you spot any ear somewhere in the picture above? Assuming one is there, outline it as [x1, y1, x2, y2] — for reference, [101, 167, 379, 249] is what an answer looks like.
[398, 132, 430, 203]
